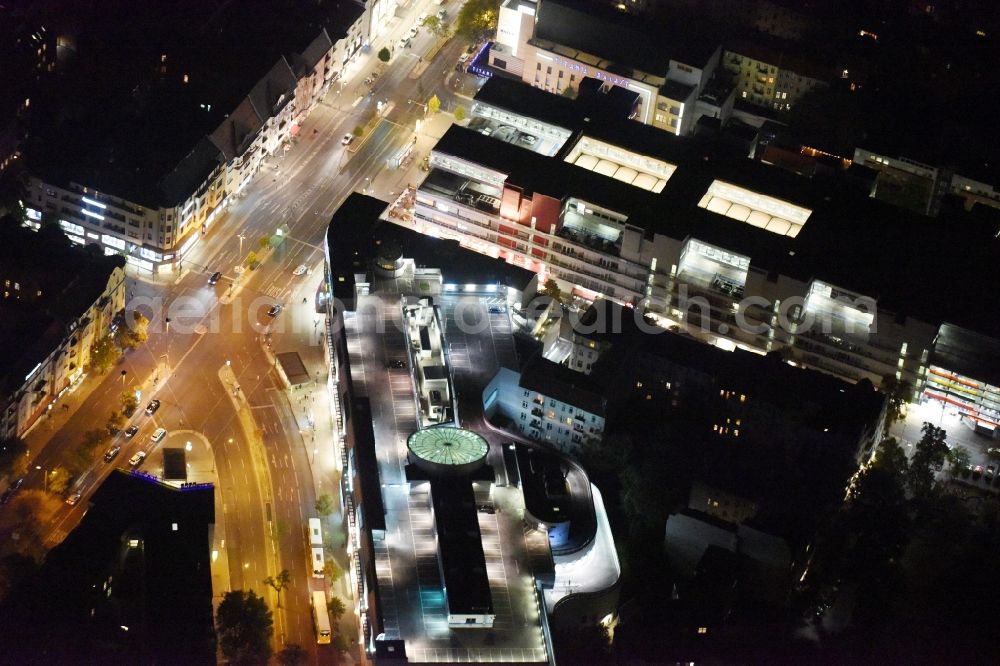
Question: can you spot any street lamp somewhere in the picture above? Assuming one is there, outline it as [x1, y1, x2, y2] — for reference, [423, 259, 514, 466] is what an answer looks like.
[35, 465, 53, 493]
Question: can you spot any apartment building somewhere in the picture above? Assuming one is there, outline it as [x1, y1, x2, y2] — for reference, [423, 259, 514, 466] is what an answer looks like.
[21, 0, 369, 274]
[723, 37, 828, 112]
[854, 146, 1000, 216]
[484, 357, 611, 453]
[490, 0, 729, 136]
[1, 224, 126, 439]
[400, 75, 1000, 429]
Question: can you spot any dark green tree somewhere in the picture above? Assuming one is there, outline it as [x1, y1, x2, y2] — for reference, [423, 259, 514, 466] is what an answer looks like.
[90, 334, 119, 373]
[121, 390, 139, 416]
[315, 494, 335, 517]
[422, 15, 450, 37]
[326, 595, 346, 622]
[377, 46, 391, 63]
[48, 466, 72, 495]
[880, 374, 912, 436]
[107, 410, 126, 434]
[907, 422, 948, 500]
[947, 445, 971, 476]
[455, 0, 500, 42]
[263, 569, 291, 608]
[539, 277, 563, 303]
[323, 558, 342, 581]
[215, 590, 273, 663]
[871, 436, 908, 476]
[276, 643, 307, 665]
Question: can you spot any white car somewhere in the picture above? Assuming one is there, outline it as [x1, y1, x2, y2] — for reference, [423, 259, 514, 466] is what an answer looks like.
[129, 451, 147, 467]
[151, 428, 167, 443]
[408, 26, 419, 38]
[341, 133, 354, 146]
[417, 12, 427, 24]
[293, 264, 308, 276]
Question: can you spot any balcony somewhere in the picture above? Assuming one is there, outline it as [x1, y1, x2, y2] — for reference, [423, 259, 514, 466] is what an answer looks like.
[555, 224, 622, 257]
[531, 407, 543, 417]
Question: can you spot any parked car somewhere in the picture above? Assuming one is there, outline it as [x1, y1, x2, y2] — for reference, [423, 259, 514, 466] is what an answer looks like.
[65, 492, 82, 506]
[388, 359, 407, 369]
[1, 477, 24, 506]
[987, 447, 1000, 458]
[125, 425, 139, 438]
[267, 304, 282, 317]
[104, 445, 121, 462]
[408, 25, 419, 38]
[417, 12, 427, 24]
[151, 428, 167, 443]
[437, 9, 447, 20]
[145, 399, 161, 415]
[129, 451, 147, 467]
[398, 36, 411, 50]
[458, 52, 470, 64]
[208, 271, 222, 285]
[293, 264, 308, 276]
[341, 134, 354, 146]
[488, 305, 507, 314]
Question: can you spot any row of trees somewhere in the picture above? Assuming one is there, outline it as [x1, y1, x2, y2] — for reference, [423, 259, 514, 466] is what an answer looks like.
[803, 422, 1000, 658]
[216, 583, 351, 664]
[90, 311, 151, 374]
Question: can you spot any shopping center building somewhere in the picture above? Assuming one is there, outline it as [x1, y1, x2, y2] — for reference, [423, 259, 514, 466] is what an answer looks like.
[398, 74, 1000, 434]
[322, 194, 620, 661]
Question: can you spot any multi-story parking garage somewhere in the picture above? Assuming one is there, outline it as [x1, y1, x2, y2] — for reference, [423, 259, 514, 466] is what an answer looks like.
[323, 194, 621, 662]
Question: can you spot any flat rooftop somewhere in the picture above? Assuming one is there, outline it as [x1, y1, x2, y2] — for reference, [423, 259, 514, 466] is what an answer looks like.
[327, 193, 537, 293]
[432, 80, 1000, 336]
[430, 478, 494, 616]
[0, 471, 215, 663]
[533, 0, 721, 75]
[22, 0, 363, 207]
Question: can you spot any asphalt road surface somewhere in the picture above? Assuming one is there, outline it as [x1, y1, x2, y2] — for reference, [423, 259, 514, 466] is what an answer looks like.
[16, 1, 480, 660]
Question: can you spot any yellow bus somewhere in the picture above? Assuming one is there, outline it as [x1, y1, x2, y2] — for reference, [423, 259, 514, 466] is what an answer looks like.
[312, 590, 331, 644]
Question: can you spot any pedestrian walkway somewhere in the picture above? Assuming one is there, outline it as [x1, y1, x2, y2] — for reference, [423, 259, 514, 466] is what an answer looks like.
[366, 111, 453, 203]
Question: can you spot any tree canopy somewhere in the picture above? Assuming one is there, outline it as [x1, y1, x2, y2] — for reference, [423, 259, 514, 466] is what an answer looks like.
[90, 334, 119, 373]
[454, 0, 500, 42]
[215, 590, 273, 663]
[315, 494, 334, 517]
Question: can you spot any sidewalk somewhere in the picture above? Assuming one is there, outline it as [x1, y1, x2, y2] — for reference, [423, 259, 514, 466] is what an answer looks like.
[365, 110, 453, 202]
[264, 303, 362, 663]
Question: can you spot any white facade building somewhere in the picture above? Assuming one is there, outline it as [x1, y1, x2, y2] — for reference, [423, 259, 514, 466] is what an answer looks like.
[490, 0, 724, 136]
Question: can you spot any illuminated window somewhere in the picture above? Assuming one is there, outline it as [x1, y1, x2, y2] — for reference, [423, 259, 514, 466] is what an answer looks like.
[697, 627, 708, 634]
